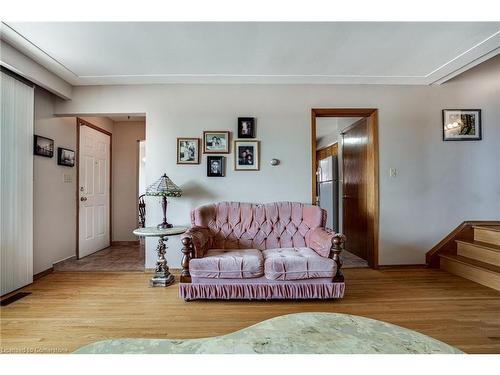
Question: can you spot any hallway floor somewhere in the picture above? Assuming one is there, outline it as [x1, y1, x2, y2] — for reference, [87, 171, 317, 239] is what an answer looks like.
[53, 243, 145, 272]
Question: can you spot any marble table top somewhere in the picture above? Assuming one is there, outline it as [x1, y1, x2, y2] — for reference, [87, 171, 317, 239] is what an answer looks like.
[133, 226, 188, 237]
[74, 312, 462, 354]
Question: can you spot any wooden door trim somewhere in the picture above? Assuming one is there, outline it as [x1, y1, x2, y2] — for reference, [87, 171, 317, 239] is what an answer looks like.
[311, 108, 379, 268]
[76, 117, 113, 259]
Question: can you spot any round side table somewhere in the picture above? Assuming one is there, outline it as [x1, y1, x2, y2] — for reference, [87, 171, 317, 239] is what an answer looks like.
[133, 226, 188, 287]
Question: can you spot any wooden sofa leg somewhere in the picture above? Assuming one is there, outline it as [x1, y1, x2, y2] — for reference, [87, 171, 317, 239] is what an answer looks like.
[331, 234, 345, 282]
[180, 237, 192, 283]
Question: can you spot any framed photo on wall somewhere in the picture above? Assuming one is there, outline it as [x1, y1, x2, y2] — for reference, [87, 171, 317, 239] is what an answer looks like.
[34, 135, 54, 158]
[177, 138, 200, 164]
[57, 147, 75, 167]
[442, 109, 482, 141]
[207, 156, 225, 177]
[234, 140, 260, 171]
[203, 131, 230, 154]
[237, 117, 255, 138]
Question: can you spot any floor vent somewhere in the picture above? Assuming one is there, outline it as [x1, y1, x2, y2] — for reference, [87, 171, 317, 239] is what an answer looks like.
[0, 292, 31, 306]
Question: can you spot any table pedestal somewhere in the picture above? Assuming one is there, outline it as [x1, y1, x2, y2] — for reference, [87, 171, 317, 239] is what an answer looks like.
[150, 235, 174, 287]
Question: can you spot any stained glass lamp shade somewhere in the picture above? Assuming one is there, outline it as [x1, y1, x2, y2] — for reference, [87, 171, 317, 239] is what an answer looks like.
[145, 174, 182, 228]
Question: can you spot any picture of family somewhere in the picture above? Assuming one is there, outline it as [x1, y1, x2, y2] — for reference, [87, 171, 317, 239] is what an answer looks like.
[234, 140, 259, 170]
[177, 138, 200, 164]
[238, 117, 255, 138]
[203, 131, 230, 153]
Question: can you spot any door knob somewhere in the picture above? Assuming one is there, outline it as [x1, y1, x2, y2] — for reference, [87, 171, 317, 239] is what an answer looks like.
[80, 197, 87, 202]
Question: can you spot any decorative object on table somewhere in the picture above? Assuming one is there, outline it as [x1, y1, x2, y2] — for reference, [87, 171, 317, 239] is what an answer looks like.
[203, 131, 230, 154]
[57, 147, 75, 167]
[234, 140, 260, 171]
[442, 109, 482, 141]
[34, 135, 54, 158]
[206, 156, 225, 177]
[237, 117, 255, 138]
[75, 312, 463, 354]
[270, 158, 280, 166]
[145, 174, 182, 229]
[133, 226, 188, 287]
[138, 194, 146, 228]
[176, 138, 200, 164]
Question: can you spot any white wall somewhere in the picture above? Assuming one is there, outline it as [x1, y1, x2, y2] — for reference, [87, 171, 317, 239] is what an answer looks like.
[0, 40, 72, 99]
[54, 55, 500, 267]
[34, 88, 76, 274]
[112, 121, 146, 241]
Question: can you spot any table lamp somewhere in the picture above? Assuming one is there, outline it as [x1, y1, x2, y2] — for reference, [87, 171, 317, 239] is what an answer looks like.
[145, 174, 182, 228]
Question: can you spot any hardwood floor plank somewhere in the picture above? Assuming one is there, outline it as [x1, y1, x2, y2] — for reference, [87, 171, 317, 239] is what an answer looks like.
[1, 268, 499, 353]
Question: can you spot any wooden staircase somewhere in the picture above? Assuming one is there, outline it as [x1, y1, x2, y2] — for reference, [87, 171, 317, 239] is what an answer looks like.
[440, 225, 500, 291]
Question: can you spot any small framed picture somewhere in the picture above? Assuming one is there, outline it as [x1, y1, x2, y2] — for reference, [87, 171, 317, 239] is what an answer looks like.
[442, 109, 482, 141]
[234, 140, 260, 171]
[34, 135, 54, 158]
[207, 156, 225, 177]
[177, 138, 200, 164]
[203, 131, 230, 154]
[238, 117, 255, 138]
[57, 147, 75, 167]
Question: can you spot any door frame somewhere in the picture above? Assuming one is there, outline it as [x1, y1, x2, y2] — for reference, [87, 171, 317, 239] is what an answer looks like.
[76, 117, 113, 259]
[311, 108, 379, 268]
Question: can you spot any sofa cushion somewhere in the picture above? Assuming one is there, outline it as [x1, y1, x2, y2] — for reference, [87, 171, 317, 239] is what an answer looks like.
[190, 249, 264, 279]
[262, 247, 336, 281]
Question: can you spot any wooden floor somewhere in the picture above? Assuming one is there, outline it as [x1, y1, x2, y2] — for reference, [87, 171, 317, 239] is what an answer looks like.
[1, 268, 499, 354]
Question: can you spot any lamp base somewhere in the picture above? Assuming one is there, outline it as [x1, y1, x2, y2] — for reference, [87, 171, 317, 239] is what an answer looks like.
[157, 222, 173, 229]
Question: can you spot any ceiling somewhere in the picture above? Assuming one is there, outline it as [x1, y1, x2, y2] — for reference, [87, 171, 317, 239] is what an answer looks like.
[2, 22, 500, 85]
[316, 117, 362, 139]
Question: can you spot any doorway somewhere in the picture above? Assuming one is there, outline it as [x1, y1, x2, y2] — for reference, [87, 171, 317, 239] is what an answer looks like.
[311, 109, 379, 268]
[77, 118, 112, 258]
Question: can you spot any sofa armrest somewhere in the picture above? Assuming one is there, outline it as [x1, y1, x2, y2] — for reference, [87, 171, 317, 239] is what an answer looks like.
[180, 227, 213, 283]
[307, 228, 346, 282]
[181, 226, 213, 258]
[307, 227, 336, 257]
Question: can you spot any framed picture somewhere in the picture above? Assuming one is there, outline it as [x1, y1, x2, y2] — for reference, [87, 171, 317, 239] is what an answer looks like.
[57, 147, 75, 167]
[234, 140, 260, 171]
[238, 117, 255, 138]
[203, 131, 230, 154]
[34, 135, 54, 158]
[207, 156, 225, 177]
[177, 138, 200, 164]
[442, 109, 482, 141]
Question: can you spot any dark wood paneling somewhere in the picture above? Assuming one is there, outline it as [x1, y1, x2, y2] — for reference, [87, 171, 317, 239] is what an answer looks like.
[342, 118, 369, 260]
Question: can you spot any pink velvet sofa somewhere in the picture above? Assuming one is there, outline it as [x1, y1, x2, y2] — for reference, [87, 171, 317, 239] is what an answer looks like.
[179, 202, 345, 300]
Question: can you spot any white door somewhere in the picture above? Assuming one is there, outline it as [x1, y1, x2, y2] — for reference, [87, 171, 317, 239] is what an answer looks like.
[79, 125, 111, 258]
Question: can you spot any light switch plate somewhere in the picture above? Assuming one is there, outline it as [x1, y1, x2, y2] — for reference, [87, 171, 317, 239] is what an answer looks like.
[389, 168, 397, 177]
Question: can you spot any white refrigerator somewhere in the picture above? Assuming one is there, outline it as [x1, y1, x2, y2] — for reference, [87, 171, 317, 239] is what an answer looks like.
[317, 155, 339, 232]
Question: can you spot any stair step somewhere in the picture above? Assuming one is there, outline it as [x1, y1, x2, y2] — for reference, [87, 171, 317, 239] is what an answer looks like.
[473, 226, 500, 246]
[440, 254, 500, 291]
[456, 240, 500, 267]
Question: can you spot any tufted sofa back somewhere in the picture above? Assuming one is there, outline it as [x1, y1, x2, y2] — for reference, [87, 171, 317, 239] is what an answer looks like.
[190, 201, 326, 250]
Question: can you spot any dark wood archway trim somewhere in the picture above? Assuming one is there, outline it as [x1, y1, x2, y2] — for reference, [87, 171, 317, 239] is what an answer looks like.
[311, 108, 379, 268]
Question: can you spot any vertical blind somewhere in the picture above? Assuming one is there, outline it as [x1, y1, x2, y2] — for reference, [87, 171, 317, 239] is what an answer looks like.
[0, 70, 34, 295]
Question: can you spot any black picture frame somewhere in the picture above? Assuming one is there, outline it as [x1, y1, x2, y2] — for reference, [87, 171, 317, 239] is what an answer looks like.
[57, 147, 75, 167]
[34, 135, 54, 158]
[442, 109, 482, 141]
[207, 156, 225, 177]
[238, 117, 256, 138]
